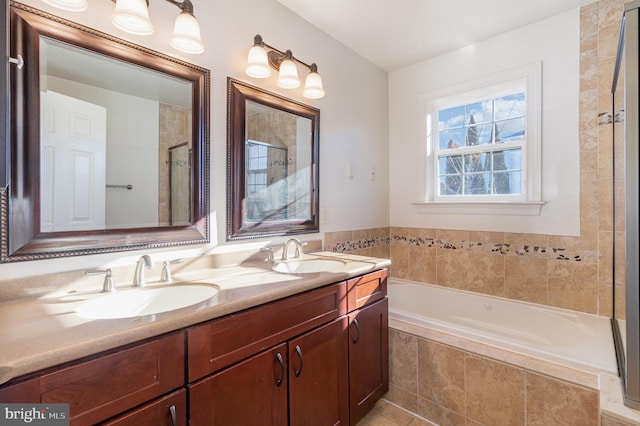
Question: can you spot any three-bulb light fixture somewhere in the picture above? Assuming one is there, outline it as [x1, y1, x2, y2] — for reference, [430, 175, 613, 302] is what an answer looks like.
[245, 35, 325, 99]
[40, 0, 205, 55]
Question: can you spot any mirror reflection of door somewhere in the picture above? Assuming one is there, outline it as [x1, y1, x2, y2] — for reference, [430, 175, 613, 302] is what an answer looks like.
[246, 140, 288, 221]
[40, 91, 107, 231]
[169, 143, 191, 226]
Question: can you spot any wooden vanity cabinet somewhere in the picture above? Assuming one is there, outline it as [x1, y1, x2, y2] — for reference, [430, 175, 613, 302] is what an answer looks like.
[189, 317, 349, 426]
[347, 269, 389, 425]
[0, 331, 186, 426]
[187, 282, 349, 426]
[0, 268, 389, 425]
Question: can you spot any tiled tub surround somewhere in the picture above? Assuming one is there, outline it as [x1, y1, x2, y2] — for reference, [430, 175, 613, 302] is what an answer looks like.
[326, 227, 604, 315]
[386, 280, 639, 426]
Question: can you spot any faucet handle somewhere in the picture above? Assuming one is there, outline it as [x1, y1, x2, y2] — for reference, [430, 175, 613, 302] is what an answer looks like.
[160, 259, 184, 283]
[260, 247, 274, 268]
[86, 269, 115, 293]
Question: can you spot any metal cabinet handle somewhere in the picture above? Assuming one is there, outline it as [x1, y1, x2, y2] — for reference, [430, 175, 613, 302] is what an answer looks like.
[275, 352, 285, 387]
[169, 405, 177, 426]
[294, 345, 303, 377]
[352, 318, 360, 344]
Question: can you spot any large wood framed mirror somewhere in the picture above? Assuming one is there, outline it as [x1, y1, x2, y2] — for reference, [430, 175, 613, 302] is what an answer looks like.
[1, 2, 210, 262]
[227, 78, 319, 240]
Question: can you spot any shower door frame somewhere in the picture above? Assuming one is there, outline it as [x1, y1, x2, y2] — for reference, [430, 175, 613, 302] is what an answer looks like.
[613, 0, 640, 410]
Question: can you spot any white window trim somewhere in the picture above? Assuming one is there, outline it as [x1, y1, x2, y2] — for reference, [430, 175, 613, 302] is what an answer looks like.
[414, 62, 545, 216]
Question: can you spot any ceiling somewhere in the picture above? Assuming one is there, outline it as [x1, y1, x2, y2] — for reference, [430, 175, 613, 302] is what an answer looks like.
[276, 0, 596, 71]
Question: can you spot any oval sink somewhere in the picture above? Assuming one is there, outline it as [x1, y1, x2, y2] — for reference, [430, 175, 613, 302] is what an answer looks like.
[76, 284, 218, 319]
[272, 258, 346, 274]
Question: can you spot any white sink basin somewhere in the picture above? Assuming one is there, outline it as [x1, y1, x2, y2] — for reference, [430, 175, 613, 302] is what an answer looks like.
[76, 284, 218, 319]
[272, 258, 346, 274]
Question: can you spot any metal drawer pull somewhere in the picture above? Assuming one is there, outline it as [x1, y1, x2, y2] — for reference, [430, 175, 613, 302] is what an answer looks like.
[169, 405, 177, 426]
[294, 345, 303, 377]
[275, 352, 285, 387]
[352, 318, 360, 344]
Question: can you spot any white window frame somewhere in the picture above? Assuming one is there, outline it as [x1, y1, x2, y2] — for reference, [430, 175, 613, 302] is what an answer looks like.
[414, 62, 544, 216]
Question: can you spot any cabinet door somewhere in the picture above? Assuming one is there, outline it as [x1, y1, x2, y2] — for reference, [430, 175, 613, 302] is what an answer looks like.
[288, 317, 349, 426]
[100, 389, 186, 426]
[0, 332, 185, 426]
[189, 343, 287, 426]
[349, 298, 389, 424]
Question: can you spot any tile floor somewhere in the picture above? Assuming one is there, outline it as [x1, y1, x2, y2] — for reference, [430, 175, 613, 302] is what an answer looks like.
[356, 399, 433, 426]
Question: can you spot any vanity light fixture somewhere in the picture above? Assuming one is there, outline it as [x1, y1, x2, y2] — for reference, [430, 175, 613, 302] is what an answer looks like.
[41, 0, 88, 12]
[245, 35, 325, 99]
[40, 0, 205, 54]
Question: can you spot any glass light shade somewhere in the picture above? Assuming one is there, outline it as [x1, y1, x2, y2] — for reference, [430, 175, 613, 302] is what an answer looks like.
[245, 45, 271, 78]
[170, 13, 205, 54]
[41, 0, 88, 12]
[303, 71, 325, 99]
[276, 58, 301, 89]
[111, 0, 154, 36]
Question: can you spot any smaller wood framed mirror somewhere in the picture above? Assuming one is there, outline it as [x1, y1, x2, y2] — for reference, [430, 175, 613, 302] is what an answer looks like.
[226, 78, 320, 240]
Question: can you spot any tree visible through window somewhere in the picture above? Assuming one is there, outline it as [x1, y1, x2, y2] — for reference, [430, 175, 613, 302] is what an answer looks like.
[437, 92, 525, 198]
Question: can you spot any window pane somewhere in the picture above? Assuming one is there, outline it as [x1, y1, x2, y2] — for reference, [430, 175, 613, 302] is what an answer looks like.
[439, 155, 463, 174]
[465, 100, 492, 125]
[439, 128, 465, 150]
[464, 172, 490, 195]
[439, 174, 462, 195]
[492, 149, 521, 171]
[494, 93, 525, 121]
[464, 153, 488, 173]
[493, 171, 521, 194]
[495, 117, 525, 142]
[466, 122, 492, 146]
[439, 105, 465, 130]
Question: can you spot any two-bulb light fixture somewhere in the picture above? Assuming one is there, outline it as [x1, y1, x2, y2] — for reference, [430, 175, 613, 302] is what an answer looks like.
[40, 0, 205, 55]
[245, 35, 325, 99]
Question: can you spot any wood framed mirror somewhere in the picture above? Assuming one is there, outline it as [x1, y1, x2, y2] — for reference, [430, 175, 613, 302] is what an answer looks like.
[226, 78, 319, 240]
[1, 2, 210, 262]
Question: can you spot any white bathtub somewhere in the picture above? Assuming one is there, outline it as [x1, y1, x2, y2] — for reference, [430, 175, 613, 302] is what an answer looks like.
[388, 279, 618, 374]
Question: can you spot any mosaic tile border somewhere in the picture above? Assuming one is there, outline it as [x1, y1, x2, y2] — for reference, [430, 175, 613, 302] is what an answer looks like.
[331, 234, 583, 262]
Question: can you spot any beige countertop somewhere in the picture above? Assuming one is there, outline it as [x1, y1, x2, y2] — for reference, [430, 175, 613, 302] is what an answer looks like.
[0, 251, 390, 386]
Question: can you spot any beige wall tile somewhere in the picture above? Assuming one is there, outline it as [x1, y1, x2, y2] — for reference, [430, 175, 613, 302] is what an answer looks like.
[417, 339, 466, 414]
[389, 329, 418, 394]
[547, 260, 598, 313]
[465, 251, 505, 297]
[505, 256, 548, 304]
[525, 373, 599, 426]
[416, 398, 465, 426]
[465, 356, 525, 425]
[386, 384, 418, 414]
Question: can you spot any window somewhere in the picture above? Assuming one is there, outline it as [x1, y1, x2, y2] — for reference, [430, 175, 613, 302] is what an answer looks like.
[437, 92, 525, 198]
[417, 63, 542, 215]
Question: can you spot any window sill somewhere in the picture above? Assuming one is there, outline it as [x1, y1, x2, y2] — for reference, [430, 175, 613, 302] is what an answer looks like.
[411, 201, 546, 216]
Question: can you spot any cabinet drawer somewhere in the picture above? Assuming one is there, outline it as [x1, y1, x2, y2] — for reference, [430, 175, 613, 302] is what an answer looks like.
[187, 282, 347, 381]
[100, 389, 187, 426]
[0, 332, 185, 426]
[347, 269, 387, 312]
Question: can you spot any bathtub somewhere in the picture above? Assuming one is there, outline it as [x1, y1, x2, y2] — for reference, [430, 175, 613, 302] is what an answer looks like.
[388, 279, 618, 375]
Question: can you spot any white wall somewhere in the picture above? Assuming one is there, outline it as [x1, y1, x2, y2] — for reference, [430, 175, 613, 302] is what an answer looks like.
[389, 9, 581, 236]
[1, 0, 389, 278]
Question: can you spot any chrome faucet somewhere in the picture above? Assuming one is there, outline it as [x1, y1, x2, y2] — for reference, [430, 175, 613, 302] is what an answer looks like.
[132, 255, 154, 287]
[281, 238, 305, 261]
[86, 269, 115, 293]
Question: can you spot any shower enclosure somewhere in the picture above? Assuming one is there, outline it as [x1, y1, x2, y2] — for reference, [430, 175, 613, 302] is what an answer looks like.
[612, 0, 640, 410]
